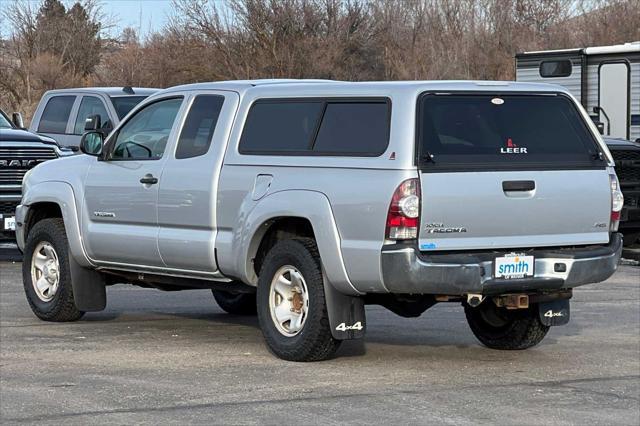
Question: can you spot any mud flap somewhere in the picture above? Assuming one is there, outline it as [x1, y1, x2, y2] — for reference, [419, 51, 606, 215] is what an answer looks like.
[538, 299, 570, 326]
[323, 279, 366, 340]
[69, 255, 106, 312]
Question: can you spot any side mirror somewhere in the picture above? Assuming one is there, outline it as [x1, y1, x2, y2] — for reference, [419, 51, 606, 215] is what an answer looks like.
[12, 112, 24, 129]
[80, 131, 104, 156]
[84, 114, 101, 131]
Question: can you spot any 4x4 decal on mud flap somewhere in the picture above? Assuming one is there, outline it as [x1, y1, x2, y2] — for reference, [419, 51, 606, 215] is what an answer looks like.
[538, 299, 570, 326]
[335, 322, 363, 332]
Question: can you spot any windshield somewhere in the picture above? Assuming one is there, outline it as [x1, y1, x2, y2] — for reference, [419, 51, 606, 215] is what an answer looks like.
[417, 93, 603, 169]
[0, 111, 13, 128]
[110, 96, 148, 119]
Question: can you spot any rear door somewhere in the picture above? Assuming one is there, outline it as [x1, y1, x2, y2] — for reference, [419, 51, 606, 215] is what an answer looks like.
[157, 91, 238, 273]
[416, 92, 611, 251]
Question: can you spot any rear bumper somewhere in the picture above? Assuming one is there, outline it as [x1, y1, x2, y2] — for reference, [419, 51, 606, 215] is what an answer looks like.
[380, 233, 623, 295]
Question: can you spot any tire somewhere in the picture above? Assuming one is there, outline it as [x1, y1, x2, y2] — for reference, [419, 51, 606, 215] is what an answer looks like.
[622, 231, 640, 247]
[22, 218, 84, 322]
[256, 238, 340, 362]
[464, 301, 549, 350]
[212, 289, 257, 315]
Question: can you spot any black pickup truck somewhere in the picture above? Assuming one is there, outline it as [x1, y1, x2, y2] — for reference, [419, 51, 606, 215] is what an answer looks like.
[605, 137, 640, 246]
[0, 109, 72, 240]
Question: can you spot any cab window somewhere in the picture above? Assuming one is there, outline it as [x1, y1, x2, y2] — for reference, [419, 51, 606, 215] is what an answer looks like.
[74, 96, 111, 134]
[38, 96, 75, 134]
[109, 98, 183, 160]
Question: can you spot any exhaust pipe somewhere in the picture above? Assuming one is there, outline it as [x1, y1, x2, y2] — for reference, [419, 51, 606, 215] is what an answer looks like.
[466, 294, 485, 307]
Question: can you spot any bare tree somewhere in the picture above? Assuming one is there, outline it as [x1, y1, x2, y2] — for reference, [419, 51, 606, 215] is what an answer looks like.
[1, 0, 106, 117]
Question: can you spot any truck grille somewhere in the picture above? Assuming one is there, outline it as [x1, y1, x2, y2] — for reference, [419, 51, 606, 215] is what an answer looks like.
[611, 149, 640, 184]
[0, 147, 58, 185]
[0, 200, 19, 215]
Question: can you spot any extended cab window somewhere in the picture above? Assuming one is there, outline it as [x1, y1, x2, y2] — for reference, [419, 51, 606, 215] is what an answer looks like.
[109, 98, 182, 160]
[74, 96, 110, 135]
[240, 101, 323, 154]
[417, 94, 603, 170]
[38, 96, 75, 134]
[176, 95, 224, 159]
[239, 98, 390, 156]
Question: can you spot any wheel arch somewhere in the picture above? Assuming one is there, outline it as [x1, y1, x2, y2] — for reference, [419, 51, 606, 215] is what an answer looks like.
[237, 190, 361, 296]
[23, 201, 62, 239]
[18, 181, 92, 267]
[252, 217, 316, 279]
[20, 183, 106, 312]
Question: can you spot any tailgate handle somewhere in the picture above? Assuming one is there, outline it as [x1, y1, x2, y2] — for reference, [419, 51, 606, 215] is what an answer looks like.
[502, 180, 535, 192]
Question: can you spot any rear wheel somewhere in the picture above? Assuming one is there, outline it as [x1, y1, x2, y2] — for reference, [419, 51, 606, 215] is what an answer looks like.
[22, 218, 84, 322]
[464, 301, 549, 350]
[212, 289, 256, 315]
[256, 238, 340, 361]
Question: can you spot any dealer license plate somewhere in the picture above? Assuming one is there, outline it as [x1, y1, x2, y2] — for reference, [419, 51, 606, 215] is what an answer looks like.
[494, 254, 534, 279]
[4, 216, 16, 231]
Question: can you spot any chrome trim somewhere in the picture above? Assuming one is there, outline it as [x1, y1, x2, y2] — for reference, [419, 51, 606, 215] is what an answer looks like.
[0, 185, 22, 191]
[0, 194, 21, 200]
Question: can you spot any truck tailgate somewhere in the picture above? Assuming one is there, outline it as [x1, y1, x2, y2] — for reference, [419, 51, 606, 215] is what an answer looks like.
[419, 169, 611, 251]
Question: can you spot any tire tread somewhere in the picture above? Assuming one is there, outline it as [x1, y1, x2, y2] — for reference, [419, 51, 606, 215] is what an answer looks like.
[257, 238, 340, 361]
[22, 218, 84, 322]
[464, 303, 549, 350]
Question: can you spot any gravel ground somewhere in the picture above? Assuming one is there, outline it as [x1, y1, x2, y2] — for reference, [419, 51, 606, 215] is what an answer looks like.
[1, 260, 639, 425]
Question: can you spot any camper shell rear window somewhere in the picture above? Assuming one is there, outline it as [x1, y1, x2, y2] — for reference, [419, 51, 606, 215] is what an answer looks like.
[416, 93, 605, 171]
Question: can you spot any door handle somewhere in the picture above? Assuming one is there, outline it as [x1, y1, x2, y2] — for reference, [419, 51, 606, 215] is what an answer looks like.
[140, 174, 158, 185]
[502, 180, 535, 192]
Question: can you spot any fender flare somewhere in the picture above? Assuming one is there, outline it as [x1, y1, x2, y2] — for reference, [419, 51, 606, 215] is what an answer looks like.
[237, 190, 366, 339]
[237, 190, 361, 296]
[21, 182, 90, 266]
[20, 181, 106, 312]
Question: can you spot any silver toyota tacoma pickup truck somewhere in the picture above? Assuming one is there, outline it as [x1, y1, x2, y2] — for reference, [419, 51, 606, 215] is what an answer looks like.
[16, 80, 624, 361]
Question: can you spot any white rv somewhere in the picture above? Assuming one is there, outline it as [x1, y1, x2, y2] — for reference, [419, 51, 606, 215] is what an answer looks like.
[515, 42, 640, 142]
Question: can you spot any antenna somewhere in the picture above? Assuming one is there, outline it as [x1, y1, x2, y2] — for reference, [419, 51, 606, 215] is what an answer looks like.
[123, 86, 135, 94]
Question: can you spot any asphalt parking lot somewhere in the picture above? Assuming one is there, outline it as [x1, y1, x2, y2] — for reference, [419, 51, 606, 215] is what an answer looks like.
[1, 260, 639, 425]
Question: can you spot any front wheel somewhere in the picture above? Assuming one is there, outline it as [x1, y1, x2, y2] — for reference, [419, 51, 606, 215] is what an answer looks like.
[256, 238, 340, 362]
[464, 301, 549, 350]
[22, 218, 84, 322]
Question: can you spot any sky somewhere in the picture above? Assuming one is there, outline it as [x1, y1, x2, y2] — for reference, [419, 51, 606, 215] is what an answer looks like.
[0, 0, 176, 38]
[100, 0, 173, 36]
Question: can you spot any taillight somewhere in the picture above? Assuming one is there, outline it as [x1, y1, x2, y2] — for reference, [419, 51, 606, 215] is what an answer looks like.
[386, 178, 420, 241]
[610, 174, 623, 232]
